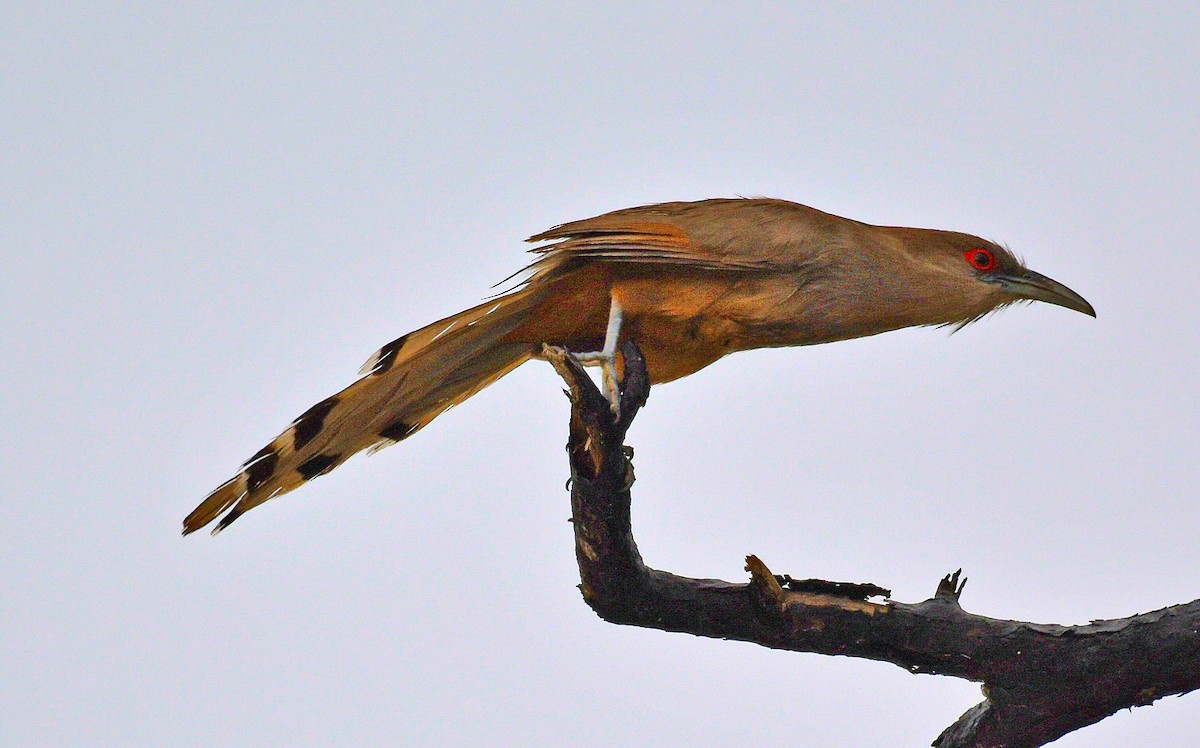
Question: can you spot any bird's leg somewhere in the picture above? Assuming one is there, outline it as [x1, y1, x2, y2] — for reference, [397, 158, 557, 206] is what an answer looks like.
[574, 296, 624, 415]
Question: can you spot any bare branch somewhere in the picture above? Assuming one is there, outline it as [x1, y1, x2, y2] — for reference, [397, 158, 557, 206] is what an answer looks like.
[546, 340, 1200, 748]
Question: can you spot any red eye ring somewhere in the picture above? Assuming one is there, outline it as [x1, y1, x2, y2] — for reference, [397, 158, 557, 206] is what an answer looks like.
[965, 248, 996, 272]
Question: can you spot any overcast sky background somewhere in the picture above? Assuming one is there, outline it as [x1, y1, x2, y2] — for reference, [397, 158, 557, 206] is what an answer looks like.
[6, 4, 1200, 746]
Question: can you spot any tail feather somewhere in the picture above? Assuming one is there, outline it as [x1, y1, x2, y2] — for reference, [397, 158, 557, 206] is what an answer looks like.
[184, 287, 542, 535]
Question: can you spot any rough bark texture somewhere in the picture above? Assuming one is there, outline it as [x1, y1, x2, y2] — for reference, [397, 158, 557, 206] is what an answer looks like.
[544, 341, 1200, 748]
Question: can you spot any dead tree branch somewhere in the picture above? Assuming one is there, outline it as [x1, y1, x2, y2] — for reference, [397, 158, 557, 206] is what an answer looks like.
[543, 341, 1200, 748]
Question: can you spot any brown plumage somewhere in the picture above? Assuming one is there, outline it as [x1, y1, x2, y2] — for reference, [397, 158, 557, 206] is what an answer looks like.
[184, 198, 1094, 535]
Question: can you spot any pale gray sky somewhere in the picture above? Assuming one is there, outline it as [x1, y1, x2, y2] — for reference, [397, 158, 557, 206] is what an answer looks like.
[6, 4, 1200, 746]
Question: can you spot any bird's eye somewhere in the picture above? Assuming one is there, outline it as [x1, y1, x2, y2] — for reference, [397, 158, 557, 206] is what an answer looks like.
[965, 249, 996, 271]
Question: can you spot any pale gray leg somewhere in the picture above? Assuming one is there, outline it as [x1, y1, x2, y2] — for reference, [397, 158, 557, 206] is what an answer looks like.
[576, 296, 624, 413]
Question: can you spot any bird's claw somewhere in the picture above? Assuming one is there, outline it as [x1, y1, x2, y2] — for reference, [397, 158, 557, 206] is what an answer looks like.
[575, 350, 621, 418]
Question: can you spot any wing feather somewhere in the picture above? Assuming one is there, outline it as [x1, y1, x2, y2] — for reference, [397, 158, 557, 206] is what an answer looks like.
[524, 198, 841, 277]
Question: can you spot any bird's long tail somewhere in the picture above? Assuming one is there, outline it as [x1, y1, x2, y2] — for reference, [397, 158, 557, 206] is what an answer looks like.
[183, 286, 544, 535]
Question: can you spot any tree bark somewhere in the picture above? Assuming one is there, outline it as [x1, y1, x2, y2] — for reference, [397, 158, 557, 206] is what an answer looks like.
[543, 341, 1200, 748]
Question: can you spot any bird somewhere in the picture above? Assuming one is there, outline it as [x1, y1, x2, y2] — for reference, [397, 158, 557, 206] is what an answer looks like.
[184, 197, 1094, 535]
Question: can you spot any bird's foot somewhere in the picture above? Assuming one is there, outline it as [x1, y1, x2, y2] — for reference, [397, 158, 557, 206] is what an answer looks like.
[574, 296, 624, 418]
[574, 349, 620, 418]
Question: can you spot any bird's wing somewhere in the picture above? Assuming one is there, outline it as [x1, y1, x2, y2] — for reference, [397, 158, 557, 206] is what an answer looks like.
[523, 198, 818, 276]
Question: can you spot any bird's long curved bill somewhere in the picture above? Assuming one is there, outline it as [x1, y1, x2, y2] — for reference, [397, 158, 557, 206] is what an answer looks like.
[997, 269, 1096, 317]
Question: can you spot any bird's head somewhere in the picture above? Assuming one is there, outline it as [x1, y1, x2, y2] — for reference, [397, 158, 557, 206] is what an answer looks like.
[883, 227, 1096, 330]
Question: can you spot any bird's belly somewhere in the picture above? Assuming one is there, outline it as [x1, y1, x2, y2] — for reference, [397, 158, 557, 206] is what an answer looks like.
[620, 314, 729, 383]
[612, 275, 755, 383]
[526, 269, 828, 384]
